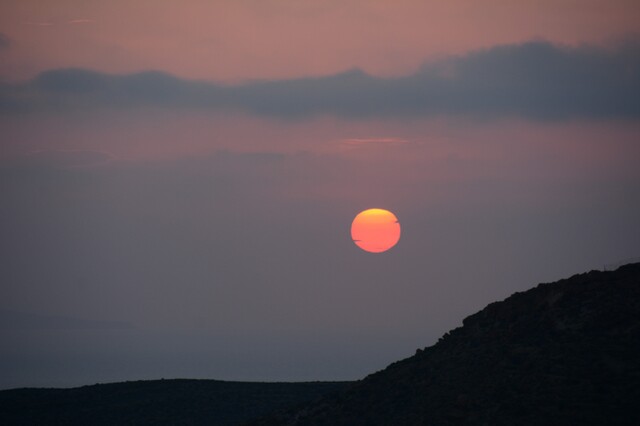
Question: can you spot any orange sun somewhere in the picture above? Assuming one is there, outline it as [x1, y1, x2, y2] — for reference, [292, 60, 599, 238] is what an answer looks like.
[351, 208, 401, 253]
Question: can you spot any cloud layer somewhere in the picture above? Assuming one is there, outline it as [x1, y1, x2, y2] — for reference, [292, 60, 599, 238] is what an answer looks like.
[0, 32, 10, 49]
[2, 40, 638, 120]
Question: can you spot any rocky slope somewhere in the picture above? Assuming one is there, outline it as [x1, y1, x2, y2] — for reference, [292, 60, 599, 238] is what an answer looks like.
[250, 263, 640, 425]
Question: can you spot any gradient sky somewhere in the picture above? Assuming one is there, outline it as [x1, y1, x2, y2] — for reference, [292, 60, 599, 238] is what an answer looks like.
[1, 0, 639, 389]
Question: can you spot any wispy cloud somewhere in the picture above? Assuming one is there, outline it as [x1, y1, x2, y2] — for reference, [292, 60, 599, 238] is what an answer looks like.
[18, 149, 117, 169]
[23, 21, 55, 26]
[23, 18, 93, 26]
[1, 40, 638, 120]
[0, 32, 10, 49]
[339, 137, 410, 148]
[66, 19, 93, 24]
[0, 309, 133, 330]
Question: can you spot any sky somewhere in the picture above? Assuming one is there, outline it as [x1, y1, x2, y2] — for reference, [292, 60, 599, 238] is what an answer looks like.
[1, 0, 639, 389]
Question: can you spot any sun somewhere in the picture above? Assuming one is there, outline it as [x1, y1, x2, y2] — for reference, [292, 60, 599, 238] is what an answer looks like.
[351, 208, 401, 253]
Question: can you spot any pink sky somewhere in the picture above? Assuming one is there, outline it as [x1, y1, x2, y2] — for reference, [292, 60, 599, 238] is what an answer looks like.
[1, 0, 639, 387]
[1, 0, 638, 81]
[0, 1, 637, 188]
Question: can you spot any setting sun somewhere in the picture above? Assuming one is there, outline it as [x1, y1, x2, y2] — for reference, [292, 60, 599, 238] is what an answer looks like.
[351, 208, 401, 253]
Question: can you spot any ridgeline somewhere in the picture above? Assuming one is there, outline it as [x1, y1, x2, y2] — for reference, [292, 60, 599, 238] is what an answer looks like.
[2, 263, 638, 425]
[0, 380, 349, 426]
[250, 263, 640, 425]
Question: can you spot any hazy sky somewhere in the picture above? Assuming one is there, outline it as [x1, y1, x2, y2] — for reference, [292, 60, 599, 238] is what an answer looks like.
[1, 0, 639, 389]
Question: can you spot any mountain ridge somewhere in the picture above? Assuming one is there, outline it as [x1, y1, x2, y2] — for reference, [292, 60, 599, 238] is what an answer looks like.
[249, 263, 640, 425]
[1, 264, 638, 425]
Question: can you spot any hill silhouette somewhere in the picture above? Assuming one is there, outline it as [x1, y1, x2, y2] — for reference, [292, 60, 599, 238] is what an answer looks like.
[250, 263, 640, 425]
[0, 379, 349, 425]
[1, 264, 638, 425]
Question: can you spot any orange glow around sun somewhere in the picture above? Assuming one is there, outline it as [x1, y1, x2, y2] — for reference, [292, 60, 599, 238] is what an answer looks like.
[351, 208, 401, 253]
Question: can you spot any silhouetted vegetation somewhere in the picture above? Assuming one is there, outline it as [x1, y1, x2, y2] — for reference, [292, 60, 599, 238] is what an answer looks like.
[250, 263, 640, 425]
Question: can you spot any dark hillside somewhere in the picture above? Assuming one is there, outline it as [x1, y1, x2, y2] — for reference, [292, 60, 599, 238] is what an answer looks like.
[0, 379, 350, 425]
[251, 263, 640, 425]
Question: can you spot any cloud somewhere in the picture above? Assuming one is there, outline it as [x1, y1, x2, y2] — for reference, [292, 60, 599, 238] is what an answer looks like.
[23, 21, 54, 26]
[19, 149, 116, 169]
[340, 137, 410, 147]
[22, 18, 93, 26]
[0, 309, 133, 330]
[1, 40, 638, 120]
[0, 33, 10, 49]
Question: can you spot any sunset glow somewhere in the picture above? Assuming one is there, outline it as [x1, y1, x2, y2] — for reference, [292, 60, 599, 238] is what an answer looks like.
[351, 209, 401, 253]
[0, 0, 638, 392]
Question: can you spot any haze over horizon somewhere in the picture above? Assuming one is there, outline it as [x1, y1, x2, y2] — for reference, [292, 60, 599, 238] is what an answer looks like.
[1, 0, 639, 389]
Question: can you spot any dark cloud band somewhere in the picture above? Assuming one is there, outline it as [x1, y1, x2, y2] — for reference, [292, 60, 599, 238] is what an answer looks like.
[2, 40, 639, 120]
[0, 32, 10, 49]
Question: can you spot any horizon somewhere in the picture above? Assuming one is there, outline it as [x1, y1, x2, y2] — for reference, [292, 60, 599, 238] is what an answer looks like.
[1, 0, 639, 390]
[1, 261, 638, 391]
